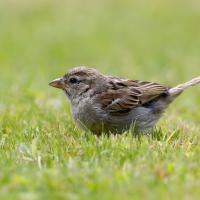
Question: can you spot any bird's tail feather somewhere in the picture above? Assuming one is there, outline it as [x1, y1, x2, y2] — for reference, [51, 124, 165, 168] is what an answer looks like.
[169, 76, 200, 96]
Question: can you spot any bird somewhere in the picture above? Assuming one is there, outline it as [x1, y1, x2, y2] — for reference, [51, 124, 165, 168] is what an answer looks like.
[49, 66, 200, 135]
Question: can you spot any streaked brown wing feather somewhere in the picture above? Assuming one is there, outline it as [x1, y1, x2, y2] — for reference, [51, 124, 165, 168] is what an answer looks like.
[95, 79, 169, 115]
[98, 88, 142, 113]
[134, 80, 169, 104]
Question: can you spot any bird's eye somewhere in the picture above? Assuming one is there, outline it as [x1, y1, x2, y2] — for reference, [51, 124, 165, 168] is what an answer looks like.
[69, 77, 78, 84]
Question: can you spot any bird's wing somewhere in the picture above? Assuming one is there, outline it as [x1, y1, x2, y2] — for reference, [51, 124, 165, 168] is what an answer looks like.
[95, 79, 169, 115]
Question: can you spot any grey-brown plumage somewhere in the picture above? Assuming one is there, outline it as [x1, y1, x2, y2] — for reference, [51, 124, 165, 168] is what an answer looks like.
[49, 66, 200, 135]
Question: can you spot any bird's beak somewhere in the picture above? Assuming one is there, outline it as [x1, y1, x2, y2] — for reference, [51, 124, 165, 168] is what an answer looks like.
[49, 78, 65, 89]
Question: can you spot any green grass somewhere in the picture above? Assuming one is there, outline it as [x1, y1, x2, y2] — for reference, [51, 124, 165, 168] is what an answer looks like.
[0, 0, 200, 199]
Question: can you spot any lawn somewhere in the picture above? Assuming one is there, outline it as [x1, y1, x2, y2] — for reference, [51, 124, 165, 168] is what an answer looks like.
[0, 0, 200, 199]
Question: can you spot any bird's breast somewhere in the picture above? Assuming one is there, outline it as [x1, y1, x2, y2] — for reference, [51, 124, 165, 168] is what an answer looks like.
[70, 97, 108, 132]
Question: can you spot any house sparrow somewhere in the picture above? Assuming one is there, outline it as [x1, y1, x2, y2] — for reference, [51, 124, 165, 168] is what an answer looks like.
[49, 66, 200, 135]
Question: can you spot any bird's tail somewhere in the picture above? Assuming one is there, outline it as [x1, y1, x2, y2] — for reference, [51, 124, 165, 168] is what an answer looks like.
[169, 76, 200, 96]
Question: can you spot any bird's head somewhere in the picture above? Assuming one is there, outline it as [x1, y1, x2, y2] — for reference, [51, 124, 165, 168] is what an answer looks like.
[49, 66, 104, 101]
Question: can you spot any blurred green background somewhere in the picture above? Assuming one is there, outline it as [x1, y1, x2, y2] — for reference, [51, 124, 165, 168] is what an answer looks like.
[0, 0, 200, 199]
[1, 0, 200, 115]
